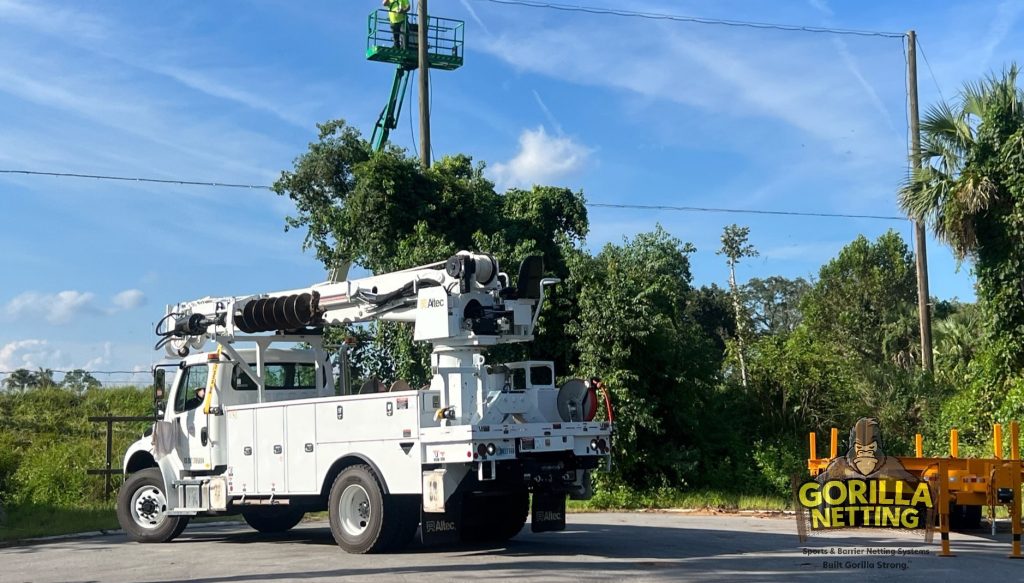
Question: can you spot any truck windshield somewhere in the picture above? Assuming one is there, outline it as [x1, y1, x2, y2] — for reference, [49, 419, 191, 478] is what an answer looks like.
[233, 363, 318, 391]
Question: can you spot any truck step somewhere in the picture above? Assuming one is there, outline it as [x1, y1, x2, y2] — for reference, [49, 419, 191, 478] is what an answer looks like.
[231, 498, 292, 506]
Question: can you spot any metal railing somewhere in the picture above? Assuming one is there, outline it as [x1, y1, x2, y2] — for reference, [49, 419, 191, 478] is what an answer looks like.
[86, 414, 156, 499]
[366, 9, 465, 70]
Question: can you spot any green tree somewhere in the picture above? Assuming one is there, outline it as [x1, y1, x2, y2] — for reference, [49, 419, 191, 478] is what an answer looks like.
[933, 304, 982, 384]
[900, 64, 1024, 375]
[800, 231, 917, 365]
[60, 370, 102, 393]
[743, 276, 811, 336]
[571, 226, 720, 489]
[274, 120, 590, 384]
[717, 225, 758, 386]
[2, 369, 34, 391]
[31, 369, 55, 388]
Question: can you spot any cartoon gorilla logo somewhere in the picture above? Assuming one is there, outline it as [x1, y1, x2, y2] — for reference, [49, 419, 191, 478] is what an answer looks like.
[817, 417, 916, 482]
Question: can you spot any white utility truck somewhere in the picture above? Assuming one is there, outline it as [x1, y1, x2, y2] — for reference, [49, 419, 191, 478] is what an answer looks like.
[116, 252, 612, 553]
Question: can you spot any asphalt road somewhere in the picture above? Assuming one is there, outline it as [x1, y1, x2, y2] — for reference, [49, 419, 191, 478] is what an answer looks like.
[1, 513, 1021, 582]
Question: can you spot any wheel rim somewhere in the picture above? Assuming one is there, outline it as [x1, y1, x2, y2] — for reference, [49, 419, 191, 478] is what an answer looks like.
[339, 484, 371, 537]
[130, 484, 167, 530]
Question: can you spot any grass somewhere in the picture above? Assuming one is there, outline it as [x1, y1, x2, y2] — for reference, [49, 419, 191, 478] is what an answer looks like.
[567, 487, 792, 512]
[0, 504, 119, 542]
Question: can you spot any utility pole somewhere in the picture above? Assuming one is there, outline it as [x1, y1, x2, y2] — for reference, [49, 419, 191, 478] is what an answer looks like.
[907, 30, 934, 372]
[418, 0, 431, 169]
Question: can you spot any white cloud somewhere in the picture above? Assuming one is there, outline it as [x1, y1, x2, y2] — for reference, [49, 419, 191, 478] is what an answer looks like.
[152, 65, 310, 129]
[459, 0, 492, 36]
[490, 126, 591, 188]
[478, 18, 904, 168]
[83, 341, 113, 370]
[980, 1, 1024, 67]
[532, 89, 564, 136]
[4, 288, 146, 323]
[5, 290, 97, 324]
[111, 289, 146, 311]
[0, 339, 49, 371]
[0, 0, 107, 42]
[0, 339, 152, 383]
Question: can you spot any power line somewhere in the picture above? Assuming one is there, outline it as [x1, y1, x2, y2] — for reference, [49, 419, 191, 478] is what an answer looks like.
[0, 370, 147, 375]
[1, 168, 908, 221]
[915, 37, 946, 103]
[588, 203, 907, 221]
[0, 169, 273, 190]
[472, 0, 906, 38]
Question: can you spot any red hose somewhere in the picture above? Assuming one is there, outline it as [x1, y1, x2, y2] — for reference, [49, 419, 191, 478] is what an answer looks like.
[600, 383, 614, 424]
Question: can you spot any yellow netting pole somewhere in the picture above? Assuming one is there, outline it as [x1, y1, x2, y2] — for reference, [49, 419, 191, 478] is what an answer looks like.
[939, 458, 954, 557]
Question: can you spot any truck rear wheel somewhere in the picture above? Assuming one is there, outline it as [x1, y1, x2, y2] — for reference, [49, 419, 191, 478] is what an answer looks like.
[242, 507, 305, 533]
[949, 503, 982, 530]
[328, 464, 408, 553]
[461, 488, 529, 543]
[116, 468, 189, 543]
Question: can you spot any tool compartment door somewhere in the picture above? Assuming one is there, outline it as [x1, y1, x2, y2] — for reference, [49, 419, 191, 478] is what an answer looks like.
[225, 408, 256, 494]
[255, 407, 286, 493]
[285, 404, 317, 493]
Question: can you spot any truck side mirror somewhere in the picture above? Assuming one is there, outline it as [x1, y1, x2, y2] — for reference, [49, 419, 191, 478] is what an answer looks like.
[154, 369, 167, 416]
[154, 368, 166, 398]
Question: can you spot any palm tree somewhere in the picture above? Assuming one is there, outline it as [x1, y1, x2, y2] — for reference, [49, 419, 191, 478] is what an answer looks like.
[899, 64, 1024, 258]
[3, 368, 35, 391]
[933, 307, 981, 380]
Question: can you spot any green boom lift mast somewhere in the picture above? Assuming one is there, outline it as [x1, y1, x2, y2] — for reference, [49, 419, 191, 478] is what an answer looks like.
[366, 9, 464, 152]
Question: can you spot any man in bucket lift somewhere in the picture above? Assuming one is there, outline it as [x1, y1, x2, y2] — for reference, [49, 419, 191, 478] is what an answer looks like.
[383, 0, 411, 49]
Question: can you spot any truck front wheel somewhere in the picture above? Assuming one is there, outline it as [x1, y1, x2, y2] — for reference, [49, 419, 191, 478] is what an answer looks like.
[328, 464, 407, 553]
[116, 468, 189, 543]
[242, 507, 305, 533]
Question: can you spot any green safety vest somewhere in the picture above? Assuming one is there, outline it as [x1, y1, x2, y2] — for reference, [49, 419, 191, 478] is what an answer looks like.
[386, 0, 410, 24]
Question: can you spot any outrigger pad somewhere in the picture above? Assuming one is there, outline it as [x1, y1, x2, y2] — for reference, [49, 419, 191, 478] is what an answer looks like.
[531, 491, 566, 532]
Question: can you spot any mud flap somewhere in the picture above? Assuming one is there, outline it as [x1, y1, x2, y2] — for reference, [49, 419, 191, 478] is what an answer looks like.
[531, 490, 567, 532]
[420, 497, 462, 545]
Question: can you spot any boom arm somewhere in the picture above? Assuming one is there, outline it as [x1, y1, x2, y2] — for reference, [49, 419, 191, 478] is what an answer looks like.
[156, 252, 556, 358]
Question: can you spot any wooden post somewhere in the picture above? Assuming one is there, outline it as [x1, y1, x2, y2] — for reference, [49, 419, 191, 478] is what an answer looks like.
[950, 428, 959, 458]
[105, 417, 114, 499]
[830, 428, 838, 459]
[915, 433, 923, 458]
[906, 30, 934, 372]
[418, 0, 430, 169]
[809, 432, 817, 461]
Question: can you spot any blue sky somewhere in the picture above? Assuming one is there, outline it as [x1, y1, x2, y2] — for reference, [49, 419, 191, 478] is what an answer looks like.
[0, 0, 1020, 381]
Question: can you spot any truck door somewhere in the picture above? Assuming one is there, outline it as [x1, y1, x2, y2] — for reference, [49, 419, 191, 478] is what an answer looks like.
[173, 363, 213, 471]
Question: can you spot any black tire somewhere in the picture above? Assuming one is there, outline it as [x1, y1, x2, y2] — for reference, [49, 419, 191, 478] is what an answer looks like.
[461, 488, 529, 543]
[328, 464, 407, 553]
[949, 503, 982, 530]
[391, 494, 421, 549]
[116, 467, 190, 543]
[242, 507, 305, 533]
